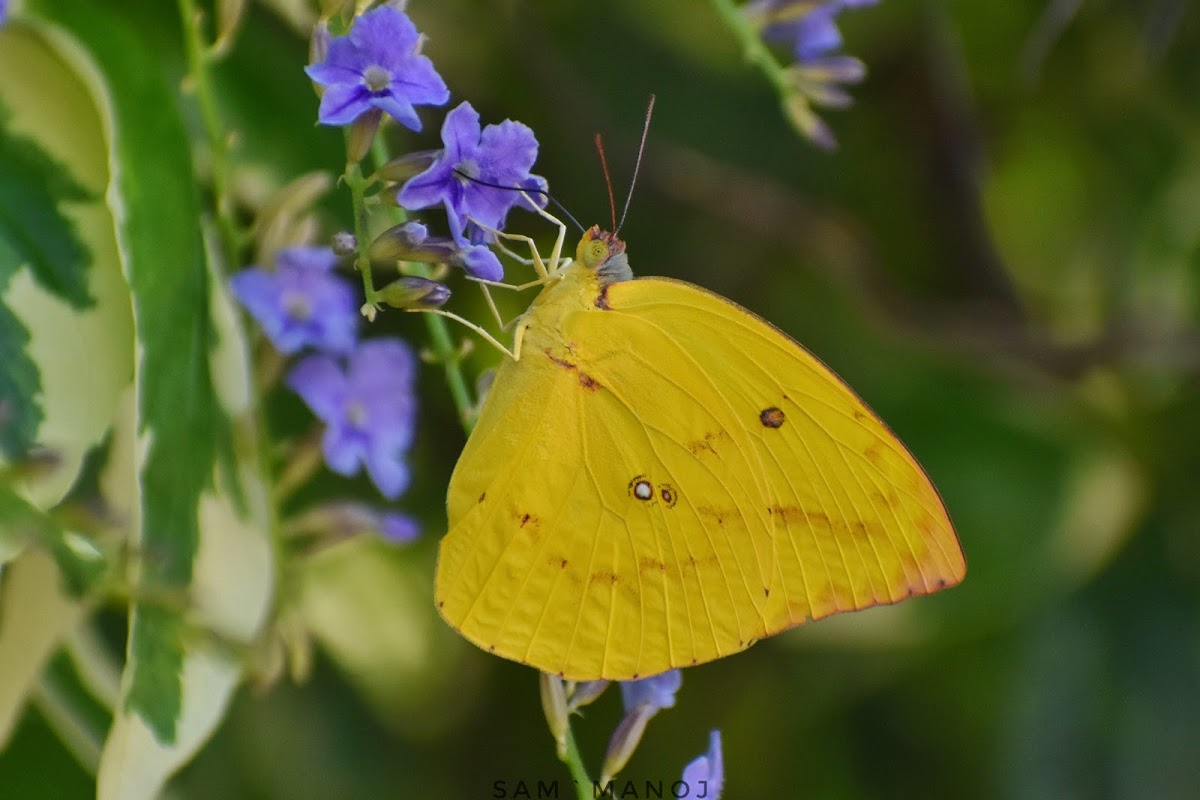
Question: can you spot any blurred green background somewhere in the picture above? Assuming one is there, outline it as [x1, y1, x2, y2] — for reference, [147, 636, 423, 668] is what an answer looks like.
[5, 0, 1200, 797]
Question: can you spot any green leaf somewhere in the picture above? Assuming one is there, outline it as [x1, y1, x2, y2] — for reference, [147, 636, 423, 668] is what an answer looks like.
[0, 102, 94, 308]
[0, 22, 135, 508]
[14, 5, 274, 797]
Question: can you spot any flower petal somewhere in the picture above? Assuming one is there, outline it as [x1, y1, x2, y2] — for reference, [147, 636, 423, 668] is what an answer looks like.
[317, 83, 373, 126]
[229, 269, 285, 331]
[371, 94, 422, 132]
[390, 54, 450, 106]
[681, 730, 723, 800]
[366, 442, 410, 500]
[286, 355, 346, 421]
[349, 6, 419, 68]
[321, 424, 365, 476]
[455, 244, 504, 281]
[378, 512, 420, 544]
[620, 670, 682, 713]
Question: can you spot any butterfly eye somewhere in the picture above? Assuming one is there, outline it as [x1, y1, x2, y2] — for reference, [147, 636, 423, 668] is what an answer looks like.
[582, 239, 609, 269]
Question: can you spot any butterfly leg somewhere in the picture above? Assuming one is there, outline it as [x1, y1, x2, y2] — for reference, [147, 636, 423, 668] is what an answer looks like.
[520, 190, 569, 277]
[469, 222, 551, 281]
[476, 283, 527, 333]
[411, 308, 517, 361]
[470, 197, 571, 280]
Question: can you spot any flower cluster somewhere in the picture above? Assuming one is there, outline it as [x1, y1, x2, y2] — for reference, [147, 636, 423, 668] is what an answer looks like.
[230, 246, 419, 536]
[747, 0, 878, 148]
[307, 5, 547, 283]
[232, 2, 554, 542]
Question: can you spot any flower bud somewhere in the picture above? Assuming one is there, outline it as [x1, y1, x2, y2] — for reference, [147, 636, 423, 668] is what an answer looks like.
[375, 150, 439, 183]
[346, 108, 382, 164]
[600, 702, 657, 785]
[378, 276, 451, 309]
[309, 18, 331, 69]
[782, 92, 836, 151]
[540, 672, 570, 758]
[213, 0, 248, 57]
[368, 221, 444, 264]
[567, 680, 610, 712]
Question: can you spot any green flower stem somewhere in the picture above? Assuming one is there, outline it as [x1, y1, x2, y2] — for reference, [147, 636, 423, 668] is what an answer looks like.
[562, 725, 594, 800]
[363, 135, 477, 431]
[343, 158, 381, 306]
[415, 266, 478, 431]
[710, 0, 791, 93]
[178, 0, 241, 269]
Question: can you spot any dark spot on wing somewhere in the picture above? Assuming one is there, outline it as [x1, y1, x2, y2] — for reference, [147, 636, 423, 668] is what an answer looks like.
[639, 557, 667, 574]
[760, 406, 786, 428]
[764, 587, 771, 598]
[560, 559, 569, 569]
[595, 285, 611, 309]
[478, 492, 486, 504]
[697, 504, 736, 526]
[544, 347, 576, 370]
[520, 513, 531, 527]
[578, 372, 600, 391]
[629, 475, 653, 501]
[658, 484, 678, 508]
[686, 431, 722, 457]
[863, 442, 886, 467]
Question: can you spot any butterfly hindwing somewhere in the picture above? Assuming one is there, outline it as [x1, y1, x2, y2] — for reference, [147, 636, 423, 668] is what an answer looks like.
[438, 304, 778, 679]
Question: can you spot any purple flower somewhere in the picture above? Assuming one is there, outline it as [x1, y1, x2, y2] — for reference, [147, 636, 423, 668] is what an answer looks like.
[681, 731, 723, 800]
[397, 101, 548, 272]
[454, 239, 505, 282]
[0, 0, 8, 26]
[620, 669, 682, 714]
[230, 246, 358, 355]
[378, 511, 420, 544]
[286, 338, 417, 499]
[305, 6, 449, 130]
[602, 670, 684, 782]
[757, 0, 878, 63]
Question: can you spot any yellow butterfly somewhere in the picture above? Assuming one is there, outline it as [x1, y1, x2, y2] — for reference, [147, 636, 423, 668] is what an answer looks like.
[435, 225, 965, 681]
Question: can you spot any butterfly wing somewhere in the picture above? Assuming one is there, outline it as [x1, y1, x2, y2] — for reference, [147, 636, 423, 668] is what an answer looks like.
[437, 275, 965, 680]
[574, 278, 966, 636]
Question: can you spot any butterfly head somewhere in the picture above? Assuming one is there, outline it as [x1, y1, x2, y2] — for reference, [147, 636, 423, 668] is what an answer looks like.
[577, 225, 633, 284]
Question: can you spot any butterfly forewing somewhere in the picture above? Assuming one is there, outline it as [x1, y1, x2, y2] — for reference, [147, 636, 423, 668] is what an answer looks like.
[577, 278, 966, 631]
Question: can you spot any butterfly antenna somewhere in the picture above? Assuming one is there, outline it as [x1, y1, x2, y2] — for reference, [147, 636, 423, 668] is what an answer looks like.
[453, 169, 586, 234]
[615, 94, 655, 236]
[594, 133, 618, 232]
